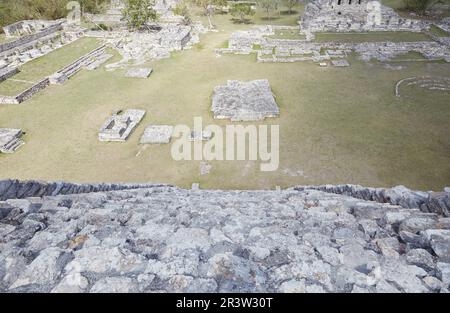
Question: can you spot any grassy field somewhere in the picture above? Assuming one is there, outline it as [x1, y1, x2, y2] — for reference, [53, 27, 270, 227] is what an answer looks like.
[0, 38, 101, 96]
[0, 10, 449, 191]
[267, 29, 306, 40]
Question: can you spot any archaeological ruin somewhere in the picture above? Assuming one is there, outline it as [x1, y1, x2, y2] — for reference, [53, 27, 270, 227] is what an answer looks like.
[0, 129, 25, 154]
[140, 125, 174, 144]
[212, 79, 280, 121]
[98, 109, 146, 142]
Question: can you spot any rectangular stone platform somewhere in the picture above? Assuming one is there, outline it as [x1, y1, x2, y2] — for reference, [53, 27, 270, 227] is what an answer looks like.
[0, 128, 25, 153]
[98, 109, 146, 142]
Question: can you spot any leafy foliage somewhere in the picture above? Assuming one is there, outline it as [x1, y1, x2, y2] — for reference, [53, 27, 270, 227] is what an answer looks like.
[230, 3, 255, 23]
[0, 0, 109, 29]
[123, 0, 158, 30]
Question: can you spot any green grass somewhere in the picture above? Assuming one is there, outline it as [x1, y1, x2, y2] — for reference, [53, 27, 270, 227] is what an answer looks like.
[429, 25, 450, 37]
[389, 51, 427, 61]
[0, 13, 449, 191]
[315, 32, 433, 43]
[0, 37, 101, 96]
[267, 29, 306, 40]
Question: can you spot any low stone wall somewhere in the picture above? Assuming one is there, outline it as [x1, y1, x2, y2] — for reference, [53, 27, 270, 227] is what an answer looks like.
[15, 78, 50, 103]
[0, 23, 63, 54]
[1, 179, 448, 217]
[0, 67, 19, 82]
[0, 77, 50, 105]
[294, 184, 450, 217]
[0, 179, 170, 201]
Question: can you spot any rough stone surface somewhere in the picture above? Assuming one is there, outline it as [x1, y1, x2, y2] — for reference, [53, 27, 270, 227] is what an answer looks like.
[1, 183, 449, 293]
[98, 109, 146, 142]
[125, 68, 153, 79]
[211, 80, 280, 121]
[140, 125, 174, 144]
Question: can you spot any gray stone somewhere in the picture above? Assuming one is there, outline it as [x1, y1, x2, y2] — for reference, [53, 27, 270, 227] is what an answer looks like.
[211, 80, 280, 121]
[421, 230, 450, 262]
[125, 68, 153, 79]
[140, 125, 174, 144]
[90, 277, 139, 293]
[437, 262, 450, 287]
[10, 247, 72, 289]
[406, 249, 435, 272]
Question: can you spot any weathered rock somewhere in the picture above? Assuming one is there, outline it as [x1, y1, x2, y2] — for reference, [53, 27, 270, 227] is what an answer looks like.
[10, 247, 72, 290]
[421, 230, 450, 262]
[406, 249, 435, 273]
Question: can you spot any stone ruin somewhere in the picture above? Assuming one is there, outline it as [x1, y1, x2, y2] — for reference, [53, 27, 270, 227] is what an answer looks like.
[140, 125, 174, 144]
[0, 128, 25, 154]
[0, 20, 83, 70]
[0, 180, 449, 293]
[98, 109, 146, 142]
[2, 20, 61, 38]
[97, 22, 206, 68]
[301, 0, 428, 33]
[217, 25, 450, 65]
[125, 68, 153, 79]
[395, 76, 450, 97]
[212, 80, 280, 122]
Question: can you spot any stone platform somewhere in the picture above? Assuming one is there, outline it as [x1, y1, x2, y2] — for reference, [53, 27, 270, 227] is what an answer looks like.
[98, 109, 145, 142]
[212, 79, 280, 121]
[0, 128, 25, 153]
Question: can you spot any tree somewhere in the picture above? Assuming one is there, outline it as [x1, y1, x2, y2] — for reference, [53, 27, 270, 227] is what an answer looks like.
[230, 3, 255, 23]
[258, 0, 279, 20]
[284, 0, 297, 15]
[173, 0, 192, 25]
[196, 0, 227, 29]
[123, 0, 158, 30]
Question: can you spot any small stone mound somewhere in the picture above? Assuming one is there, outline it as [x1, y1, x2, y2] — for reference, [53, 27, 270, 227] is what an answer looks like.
[211, 79, 280, 121]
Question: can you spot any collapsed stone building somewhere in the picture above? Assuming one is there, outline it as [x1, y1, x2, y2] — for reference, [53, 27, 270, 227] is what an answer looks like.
[301, 0, 427, 32]
[0, 180, 449, 293]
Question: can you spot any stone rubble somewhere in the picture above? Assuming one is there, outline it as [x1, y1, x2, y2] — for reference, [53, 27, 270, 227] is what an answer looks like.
[0, 182, 449, 293]
[211, 79, 280, 121]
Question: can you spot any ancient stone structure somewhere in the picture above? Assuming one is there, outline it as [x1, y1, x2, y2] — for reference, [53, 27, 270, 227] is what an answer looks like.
[98, 109, 146, 142]
[2, 20, 61, 38]
[395, 76, 450, 97]
[99, 23, 206, 67]
[301, 0, 428, 32]
[0, 129, 25, 153]
[212, 80, 280, 121]
[0, 67, 19, 83]
[217, 27, 450, 64]
[125, 68, 153, 79]
[88, 0, 126, 24]
[49, 45, 108, 85]
[140, 125, 174, 144]
[0, 180, 449, 293]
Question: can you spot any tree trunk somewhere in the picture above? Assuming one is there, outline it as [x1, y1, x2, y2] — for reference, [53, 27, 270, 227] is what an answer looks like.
[207, 13, 214, 29]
